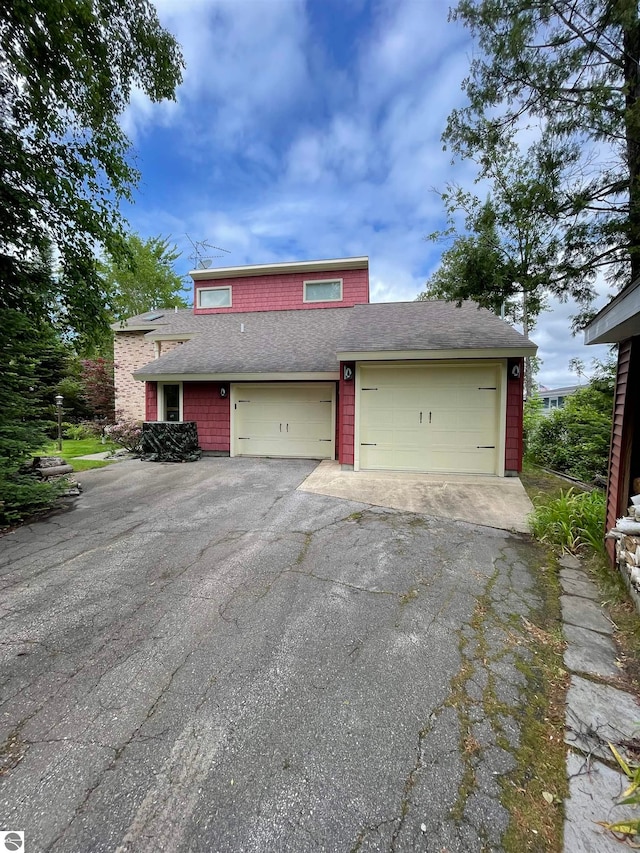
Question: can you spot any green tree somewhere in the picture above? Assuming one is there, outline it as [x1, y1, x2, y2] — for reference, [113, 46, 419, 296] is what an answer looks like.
[101, 234, 189, 322]
[0, 1, 183, 335]
[526, 359, 616, 482]
[420, 143, 574, 396]
[0, 1, 183, 522]
[444, 0, 640, 290]
[0, 252, 73, 525]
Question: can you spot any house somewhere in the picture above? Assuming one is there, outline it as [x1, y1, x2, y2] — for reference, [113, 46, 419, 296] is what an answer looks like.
[113, 256, 536, 475]
[584, 278, 640, 562]
[538, 385, 579, 414]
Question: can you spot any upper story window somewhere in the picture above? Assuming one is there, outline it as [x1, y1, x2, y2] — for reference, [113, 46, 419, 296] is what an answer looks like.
[303, 279, 343, 303]
[197, 286, 232, 308]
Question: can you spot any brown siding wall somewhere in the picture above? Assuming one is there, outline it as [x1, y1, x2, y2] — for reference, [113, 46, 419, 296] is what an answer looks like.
[606, 339, 636, 563]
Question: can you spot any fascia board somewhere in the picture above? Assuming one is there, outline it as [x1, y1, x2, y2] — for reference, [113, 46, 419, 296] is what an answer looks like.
[336, 346, 537, 361]
[190, 256, 369, 281]
[134, 371, 341, 382]
[143, 333, 197, 341]
[584, 281, 640, 344]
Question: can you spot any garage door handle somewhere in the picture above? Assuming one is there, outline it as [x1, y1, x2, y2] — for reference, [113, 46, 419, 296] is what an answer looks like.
[477, 445, 495, 449]
[419, 411, 422, 424]
[319, 438, 331, 442]
[361, 443, 377, 446]
[478, 387, 497, 390]
[280, 423, 282, 432]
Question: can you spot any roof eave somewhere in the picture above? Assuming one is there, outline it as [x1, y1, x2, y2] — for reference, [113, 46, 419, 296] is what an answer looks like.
[336, 346, 538, 361]
[134, 371, 341, 382]
[584, 279, 640, 344]
[190, 256, 369, 281]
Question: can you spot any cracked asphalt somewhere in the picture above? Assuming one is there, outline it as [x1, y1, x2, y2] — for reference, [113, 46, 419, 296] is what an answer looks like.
[0, 457, 545, 852]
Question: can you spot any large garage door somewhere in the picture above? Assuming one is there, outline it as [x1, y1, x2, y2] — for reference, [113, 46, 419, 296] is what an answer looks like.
[358, 363, 501, 474]
[233, 383, 335, 459]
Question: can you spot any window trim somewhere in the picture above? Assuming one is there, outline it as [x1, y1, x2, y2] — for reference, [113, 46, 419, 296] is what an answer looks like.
[158, 381, 183, 422]
[197, 285, 232, 309]
[303, 278, 343, 304]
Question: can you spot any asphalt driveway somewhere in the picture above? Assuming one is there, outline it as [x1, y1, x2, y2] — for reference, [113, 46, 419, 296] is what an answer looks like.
[0, 458, 544, 852]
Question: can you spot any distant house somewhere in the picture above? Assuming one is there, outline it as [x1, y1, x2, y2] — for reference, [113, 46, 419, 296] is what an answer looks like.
[584, 278, 640, 562]
[538, 385, 579, 414]
[113, 256, 536, 476]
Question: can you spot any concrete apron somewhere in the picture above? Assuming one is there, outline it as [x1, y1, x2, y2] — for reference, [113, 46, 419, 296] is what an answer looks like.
[298, 460, 533, 532]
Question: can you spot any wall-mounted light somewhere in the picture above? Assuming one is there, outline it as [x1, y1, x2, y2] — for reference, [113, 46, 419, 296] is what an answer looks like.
[219, 385, 228, 398]
[510, 363, 521, 379]
[343, 365, 354, 381]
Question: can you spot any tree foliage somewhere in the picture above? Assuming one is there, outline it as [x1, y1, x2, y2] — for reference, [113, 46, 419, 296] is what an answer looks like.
[0, 0, 183, 334]
[445, 0, 640, 288]
[80, 358, 115, 422]
[525, 360, 616, 482]
[101, 233, 189, 321]
[0, 0, 183, 523]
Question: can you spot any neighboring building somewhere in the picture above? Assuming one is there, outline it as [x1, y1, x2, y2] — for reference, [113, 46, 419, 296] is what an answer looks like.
[113, 256, 536, 475]
[585, 278, 640, 562]
[538, 385, 579, 414]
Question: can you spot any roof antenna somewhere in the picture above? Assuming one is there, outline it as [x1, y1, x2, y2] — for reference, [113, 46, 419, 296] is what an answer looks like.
[185, 234, 231, 270]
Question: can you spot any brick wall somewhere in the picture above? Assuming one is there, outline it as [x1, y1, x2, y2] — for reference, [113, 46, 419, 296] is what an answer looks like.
[194, 267, 369, 315]
[182, 382, 230, 452]
[114, 332, 155, 421]
[158, 340, 183, 357]
[338, 364, 356, 465]
[505, 358, 524, 473]
[115, 335, 186, 421]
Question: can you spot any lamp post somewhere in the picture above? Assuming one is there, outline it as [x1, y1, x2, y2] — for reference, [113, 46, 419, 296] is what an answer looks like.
[54, 394, 63, 452]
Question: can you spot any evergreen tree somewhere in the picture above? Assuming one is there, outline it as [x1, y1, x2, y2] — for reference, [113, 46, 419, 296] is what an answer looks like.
[445, 1, 640, 291]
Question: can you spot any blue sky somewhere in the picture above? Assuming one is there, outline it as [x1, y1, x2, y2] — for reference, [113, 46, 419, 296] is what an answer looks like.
[119, 0, 611, 388]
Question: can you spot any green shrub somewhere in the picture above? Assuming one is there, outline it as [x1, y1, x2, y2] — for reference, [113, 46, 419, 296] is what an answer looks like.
[526, 383, 613, 482]
[0, 474, 67, 527]
[64, 423, 97, 441]
[529, 488, 606, 554]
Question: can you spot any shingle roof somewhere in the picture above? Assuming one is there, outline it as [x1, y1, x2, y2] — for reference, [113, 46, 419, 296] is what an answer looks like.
[337, 301, 536, 353]
[134, 308, 353, 376]
[128, 300, 536, 378]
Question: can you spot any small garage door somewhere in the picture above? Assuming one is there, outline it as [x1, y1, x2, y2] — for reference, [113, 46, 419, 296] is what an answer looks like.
[358, 363, 501, 474]
[233, 383, 335, 459]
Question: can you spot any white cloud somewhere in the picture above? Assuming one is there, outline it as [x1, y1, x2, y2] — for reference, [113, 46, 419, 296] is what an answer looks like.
[122, 0, 310, 147]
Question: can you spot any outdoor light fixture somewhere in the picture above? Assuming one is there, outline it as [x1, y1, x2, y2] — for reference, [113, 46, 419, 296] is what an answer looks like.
[343, 365, 354, 381]
[219, 385, 228, 398]
[54, 393, 63, 451]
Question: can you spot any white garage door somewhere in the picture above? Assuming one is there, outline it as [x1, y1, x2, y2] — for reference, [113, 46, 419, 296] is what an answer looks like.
[358, 363, 501, 474]
[233, 383, 335, 459]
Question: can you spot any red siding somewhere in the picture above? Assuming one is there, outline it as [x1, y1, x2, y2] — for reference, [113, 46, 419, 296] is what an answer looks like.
[606, 339, 634, 562]
[338, 364, 356, 465]
[145, 382, 157, 421]
[505, 359, 524, 473]
[194, 267, 369, 315]
[182, 382, 230, 452]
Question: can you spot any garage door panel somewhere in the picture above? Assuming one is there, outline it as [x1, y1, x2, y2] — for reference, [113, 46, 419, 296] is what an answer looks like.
[360, 427, 424, 446]
[234, 384, 334, 459]
[428, 448, 496, 474]
[359, 364, 501, 474]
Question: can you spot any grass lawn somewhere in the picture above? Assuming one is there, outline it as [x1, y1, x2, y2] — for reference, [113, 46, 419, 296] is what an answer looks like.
[36, 438, 118, 471]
